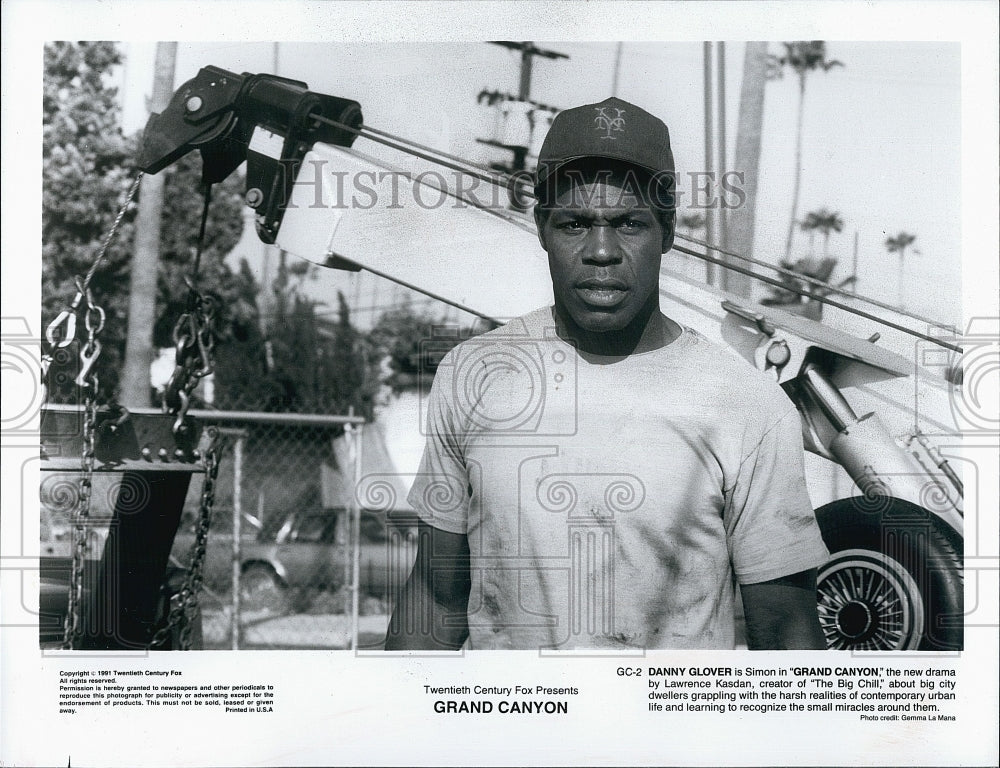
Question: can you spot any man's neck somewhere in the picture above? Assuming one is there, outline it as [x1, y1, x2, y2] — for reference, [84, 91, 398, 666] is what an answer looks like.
[551, 297, 682, 357]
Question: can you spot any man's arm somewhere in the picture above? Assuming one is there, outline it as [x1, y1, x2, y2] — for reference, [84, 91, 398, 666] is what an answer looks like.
[740, 568, 825, 650]
[384, 522, 471, 650]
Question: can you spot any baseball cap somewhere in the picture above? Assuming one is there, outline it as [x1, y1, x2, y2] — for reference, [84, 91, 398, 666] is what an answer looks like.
[534, 97, 675, 205]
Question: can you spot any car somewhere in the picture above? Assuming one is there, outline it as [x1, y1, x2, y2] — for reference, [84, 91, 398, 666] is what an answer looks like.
[39, 511, 199, 650]
[171, 506, 418, 615]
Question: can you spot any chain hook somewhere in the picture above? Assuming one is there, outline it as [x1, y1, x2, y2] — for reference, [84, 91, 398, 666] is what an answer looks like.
[58, 173, 143, 649]
[45, 289, 84, 349]
[193, 321, 214, 378]
[172, 389, 191, 434]
[73, 280, 105, 388]
[74, 340, 103, 387]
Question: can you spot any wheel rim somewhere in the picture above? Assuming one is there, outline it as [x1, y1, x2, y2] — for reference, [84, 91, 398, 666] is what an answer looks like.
[817, 549, 924, 651]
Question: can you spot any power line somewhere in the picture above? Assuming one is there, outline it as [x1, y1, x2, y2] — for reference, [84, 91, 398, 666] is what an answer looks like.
[302, 110, 961, 348]
[671, 242, 962, 353]
[325, 298, 438, 316]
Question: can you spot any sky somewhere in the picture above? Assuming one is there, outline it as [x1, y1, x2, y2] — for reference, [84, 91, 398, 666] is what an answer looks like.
[115, 40, 962, 330]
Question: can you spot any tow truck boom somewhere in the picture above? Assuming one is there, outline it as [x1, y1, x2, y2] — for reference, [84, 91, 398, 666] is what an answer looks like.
[138, 65, 362, 243]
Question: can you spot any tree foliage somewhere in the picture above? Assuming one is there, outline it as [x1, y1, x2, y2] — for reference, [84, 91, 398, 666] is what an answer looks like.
[328, 292, 371, 417]
[884, 232, 919, 309]
[44, 41, 248, 402]
[42, 42, 456, 418]
[369, 304, 490, 392]
[884, 232, 917, 257]
[770, 42, 845, 80]
[678, 213, 706, 233]
[800, 208, 845, 256]
[43, 42, 137, 399]
[767, 41, 845, 263]
[152, 152, 250, 348]
[213, 281, 377, 418]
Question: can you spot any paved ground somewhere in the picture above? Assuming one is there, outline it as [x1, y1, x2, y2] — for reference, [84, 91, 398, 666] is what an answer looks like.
[203, 609, 390, 650]
[203, 610, 747, 650]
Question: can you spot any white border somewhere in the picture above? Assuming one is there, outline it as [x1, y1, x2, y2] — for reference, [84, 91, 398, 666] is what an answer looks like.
[2, 3, 997, 766]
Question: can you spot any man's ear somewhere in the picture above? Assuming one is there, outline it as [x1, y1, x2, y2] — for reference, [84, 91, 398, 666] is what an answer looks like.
[533, 206, 549, 252]
[661, 212, 675, 254]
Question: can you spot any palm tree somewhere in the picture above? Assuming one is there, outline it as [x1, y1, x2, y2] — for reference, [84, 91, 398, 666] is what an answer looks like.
[724, 42, 771, 298]
[770, 42, 844, 263]
[801, 207, 844, 257]
[675, 213, 707, 279]
[800, 211, 821, 254]
[884, 231, 919, 308]
[121, 41, 177, 406]
[678, 213, 706, 234]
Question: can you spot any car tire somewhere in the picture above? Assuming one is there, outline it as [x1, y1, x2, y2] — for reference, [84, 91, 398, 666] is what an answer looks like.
[240, 563, 288, 616]
[815, 496, 963, 651]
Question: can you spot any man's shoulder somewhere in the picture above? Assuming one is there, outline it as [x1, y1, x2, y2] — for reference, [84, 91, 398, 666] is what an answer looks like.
[670, 326, 794, 416]
[443, 307, 558, 356]
[431, 307, 556, 386]
[482, 306, 558, 340]
[440, 310, 793, 417]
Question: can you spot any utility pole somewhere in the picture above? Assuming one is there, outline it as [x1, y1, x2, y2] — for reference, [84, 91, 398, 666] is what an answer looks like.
[611, 42, 624, 97]
[703, 42, 736, 291]
[702, 42, 716, 286]
[851, 230, 859, 289]
[479, 41, 568, 173]
[716, 41, 729, 291]
[726, 42, 769, 298]
[120, 41, 177, 406]
[517, 44, 533, 101]
[260, 42, 280, 337]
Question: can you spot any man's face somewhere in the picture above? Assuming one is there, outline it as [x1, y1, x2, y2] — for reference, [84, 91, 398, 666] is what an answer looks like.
[534, 169, 672, 334]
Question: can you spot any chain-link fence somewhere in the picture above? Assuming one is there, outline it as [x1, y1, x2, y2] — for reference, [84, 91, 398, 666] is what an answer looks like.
[166, 410, 418, 650]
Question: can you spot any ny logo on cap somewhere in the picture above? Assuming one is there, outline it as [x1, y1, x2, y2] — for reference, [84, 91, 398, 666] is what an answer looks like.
[594, 106, 626, 140]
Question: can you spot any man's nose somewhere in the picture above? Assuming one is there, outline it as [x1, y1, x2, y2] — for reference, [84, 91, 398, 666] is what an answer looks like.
[582, 224, 623, 264]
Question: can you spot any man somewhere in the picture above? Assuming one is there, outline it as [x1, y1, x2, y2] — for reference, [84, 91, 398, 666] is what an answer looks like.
[385, 97, 829, 650]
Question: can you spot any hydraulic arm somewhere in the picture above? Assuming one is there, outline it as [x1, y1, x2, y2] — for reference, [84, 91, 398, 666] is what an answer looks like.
[137, 65, 363, 243]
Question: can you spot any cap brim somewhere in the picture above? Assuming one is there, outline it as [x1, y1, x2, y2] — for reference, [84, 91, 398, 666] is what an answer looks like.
[534, 155, 675, 211]
[535, 154, 663, 187]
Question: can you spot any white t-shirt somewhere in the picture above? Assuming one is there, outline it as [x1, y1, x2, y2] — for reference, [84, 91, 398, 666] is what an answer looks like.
[407, 306, 829, 649]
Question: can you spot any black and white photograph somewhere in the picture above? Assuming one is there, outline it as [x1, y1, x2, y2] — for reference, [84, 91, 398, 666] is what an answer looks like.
[2, 1, 998, 766]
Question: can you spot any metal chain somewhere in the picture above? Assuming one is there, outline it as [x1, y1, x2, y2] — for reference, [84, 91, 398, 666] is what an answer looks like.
[148, 182, 221, 650]
[45, 169, 226, 651]
[47, 169, 219, 650]
[161, 183, 217, 431]
[61, 289, 103, 650]
[54, 174, 139, 649]
[162, 288, 217, 432]
[147, 431, 220, 650]
[43, 172, 143, 403]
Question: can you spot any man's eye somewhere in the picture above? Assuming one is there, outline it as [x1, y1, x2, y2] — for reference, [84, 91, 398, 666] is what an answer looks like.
[618, 218, 648, 231]
[557, 220, 588, 231]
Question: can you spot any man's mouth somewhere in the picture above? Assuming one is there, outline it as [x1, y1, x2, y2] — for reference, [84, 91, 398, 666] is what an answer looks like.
[574, 279, 629, 308]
